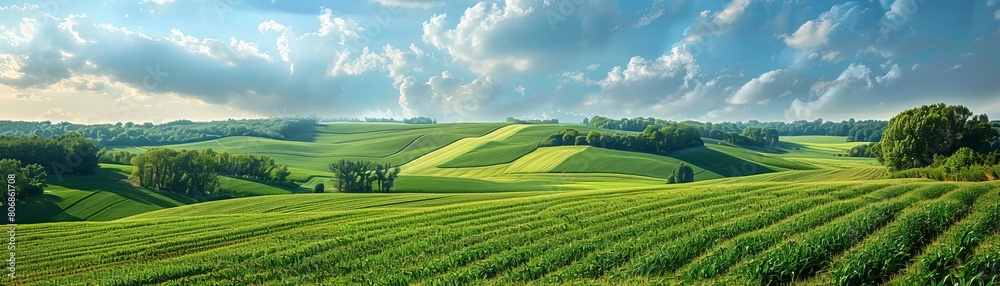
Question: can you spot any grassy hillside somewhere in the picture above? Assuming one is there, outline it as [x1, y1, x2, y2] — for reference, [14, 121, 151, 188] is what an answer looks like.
[779, 135, 850, 144]
[117, 123, 507, 179]
[21, 177, 1000, 285]
[215, 176, 306, 198]
[111, 124, 875, 190]
[19, 164, 195, 223]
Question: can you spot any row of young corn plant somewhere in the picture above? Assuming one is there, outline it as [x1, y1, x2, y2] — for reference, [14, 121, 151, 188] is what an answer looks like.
[190, 187, 742, 284]
[827, 184, 986, 285]
[29, 213, 345, 284]
[331, 197, 622, 285]
[33, 190, 564, 284]
[627, 195, 836, 276]
[890, 188, 1000, 285]
[336, 183, 796, 282]
[21, 213, 337, 282]
[45, 197, 554, 284]
[405, 184, 792, 284]
[221, 190, 624, 283]
[505, 184, 805, 283]
[678, 183, 906, 281]
[738, 183, 954, 284]
[483, 184, 810, 284]
[543, 184, 840, 283]
[951, 230, 1000, 285]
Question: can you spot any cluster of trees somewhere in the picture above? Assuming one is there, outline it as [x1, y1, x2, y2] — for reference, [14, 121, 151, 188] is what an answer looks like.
[320, 117, 364, 122]
[328, 160, 400, 193]
[541, 124, 703, 154]
[403, 117, 437, 124]
[847, 143, 878, 158]
[877, 104, 998, 171]
[505, 117, 559, 124]
[128, 148, 290, 195]
[0, 159, 46, 199]
[363, 117, 399, 123]
[667, 163, 695, 184]
[876, 104, 1000, 182]
[0, 118, 316, 147]
[698, 119, 887, 142]
[588, 116, 887, 142]
[217, 152, 289, 181]
[890, 147, 1000, 181]
[97, 149, 138, 165]
[711, 127, 779, 147]
[0, 133, 98, 176]
[129, 149, 221, 195]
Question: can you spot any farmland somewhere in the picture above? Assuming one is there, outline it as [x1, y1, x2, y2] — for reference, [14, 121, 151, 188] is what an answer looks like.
[15, 122, 1000, 285]
[19, 178, 1000, 284]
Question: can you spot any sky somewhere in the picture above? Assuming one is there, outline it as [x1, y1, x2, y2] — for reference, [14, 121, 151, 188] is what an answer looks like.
[0, 0, 998, 124]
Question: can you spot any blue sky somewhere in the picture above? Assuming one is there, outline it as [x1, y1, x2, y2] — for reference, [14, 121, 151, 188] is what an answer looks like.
[0, 0, 998, 123]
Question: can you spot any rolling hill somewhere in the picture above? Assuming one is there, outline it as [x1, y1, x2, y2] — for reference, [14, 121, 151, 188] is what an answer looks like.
[17, 123, 1000, 284]
[27, 125, 885, 223]
[19, 164, 195, 224]
[21, 176, 1000, 284]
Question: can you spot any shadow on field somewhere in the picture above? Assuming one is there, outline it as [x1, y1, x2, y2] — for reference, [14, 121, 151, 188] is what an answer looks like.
[282, 124, 320, 142]
[54, 169, 193, 208]
[670, 147, 778, 177]
[18, 193, 66, 223]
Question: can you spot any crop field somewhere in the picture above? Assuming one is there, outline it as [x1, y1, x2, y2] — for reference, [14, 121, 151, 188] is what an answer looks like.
[123, 123, 507, 176]
[19, 164, 195, 223]
[20, 178, 1000, 285]
[779, 135, 850, 144]
[22, 123, 1000, 285]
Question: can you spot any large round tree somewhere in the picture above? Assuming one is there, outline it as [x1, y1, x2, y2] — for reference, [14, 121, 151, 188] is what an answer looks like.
[877, 103, 989, 171]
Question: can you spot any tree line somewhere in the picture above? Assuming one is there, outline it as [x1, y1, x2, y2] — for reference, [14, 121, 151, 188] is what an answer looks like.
[711, 127, 779, 147]
[588, 116, 886, 142]
[329, 160, 400, 193]
[541, 124, 703, 155]
[0, 118, 316, 147]
[847, 143, 878, 158]
[217, 152, 290, 181]
[128, 148, 290, 195]
[873, 104, 1000, 181]
[98, 149, 138, 165]
[506, 117, 559, 124]
[403, 117, 437, 124]
[0, 159, 46, 199]
[0, 133, 98, 177]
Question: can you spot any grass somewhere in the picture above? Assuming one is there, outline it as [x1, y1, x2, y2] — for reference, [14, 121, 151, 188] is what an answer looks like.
[18, 164, 196, 223]
[215, 176, 306, 198]
[118, 122, 508, 179]
[24, 123, 1000, 284]
[780, 135, 850, 144]
[19, 179, 1000, 285]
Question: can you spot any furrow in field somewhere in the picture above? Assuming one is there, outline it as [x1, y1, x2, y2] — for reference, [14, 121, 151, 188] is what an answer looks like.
[737, 183, 956, 284]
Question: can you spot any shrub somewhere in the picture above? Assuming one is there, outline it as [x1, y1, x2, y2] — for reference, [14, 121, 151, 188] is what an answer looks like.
[314, 183, 324, 193]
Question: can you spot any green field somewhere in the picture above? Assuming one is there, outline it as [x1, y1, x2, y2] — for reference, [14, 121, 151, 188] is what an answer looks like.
[779, 135, 850, 144]
[26, 125, 883, 222]
[19, 164, 195, 223]
[114, 123, 508, 178]
[21, 178, 1000, 284]
[20, 123, 1000, 285]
